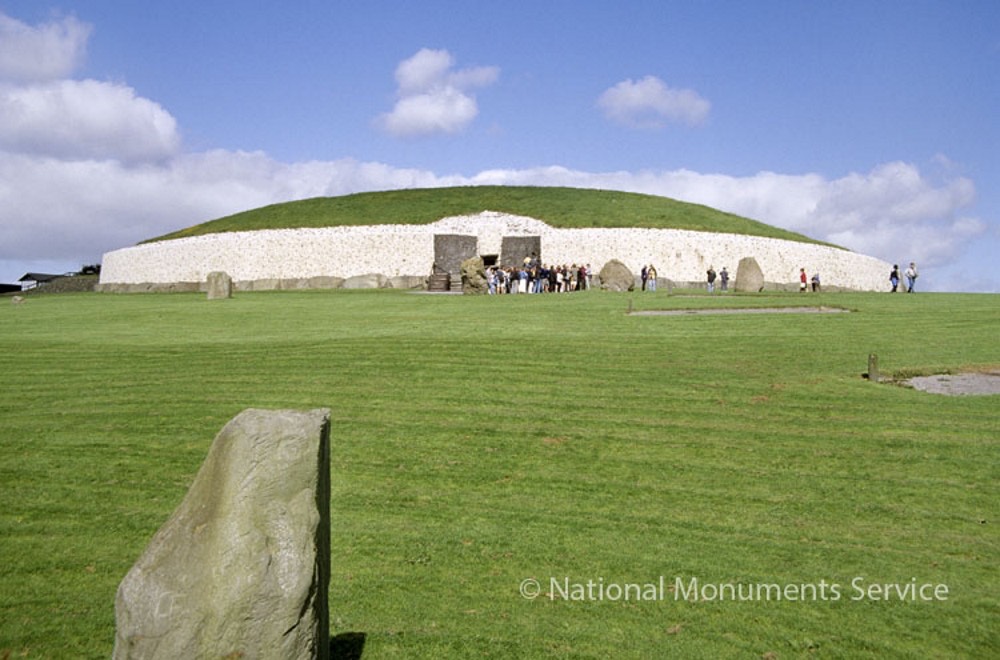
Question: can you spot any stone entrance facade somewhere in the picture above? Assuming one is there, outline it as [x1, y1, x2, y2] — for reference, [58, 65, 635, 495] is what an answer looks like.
[433, 233, 541, 291]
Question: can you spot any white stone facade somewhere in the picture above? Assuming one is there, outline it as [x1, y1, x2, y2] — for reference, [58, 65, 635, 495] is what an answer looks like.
[100, 211, 891, 291]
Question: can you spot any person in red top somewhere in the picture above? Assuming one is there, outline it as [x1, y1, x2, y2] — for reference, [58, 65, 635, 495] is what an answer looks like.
[799, 268, 808, 292]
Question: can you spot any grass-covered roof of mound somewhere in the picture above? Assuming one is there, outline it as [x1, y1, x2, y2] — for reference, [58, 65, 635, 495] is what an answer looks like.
[148, 186, 835, 247]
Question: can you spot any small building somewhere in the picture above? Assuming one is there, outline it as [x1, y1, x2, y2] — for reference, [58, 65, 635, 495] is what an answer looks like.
[18, 273, 63, 290]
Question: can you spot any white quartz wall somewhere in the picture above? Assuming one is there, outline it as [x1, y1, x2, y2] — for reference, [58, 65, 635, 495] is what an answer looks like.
[543, 227, 889, 290]
[100, 212, 890, 291]
[101, 227, 434, 284]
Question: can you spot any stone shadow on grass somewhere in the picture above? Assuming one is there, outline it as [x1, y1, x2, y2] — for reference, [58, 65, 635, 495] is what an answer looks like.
[331, 631, 367, 659]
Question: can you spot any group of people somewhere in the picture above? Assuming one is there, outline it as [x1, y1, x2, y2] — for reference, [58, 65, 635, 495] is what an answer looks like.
[798, 268, 822, 292]
[487, 261, 591, 294]
[705, 266, 730, 293]
[486, 258, 920, 295]
[889, 262, 918, 293]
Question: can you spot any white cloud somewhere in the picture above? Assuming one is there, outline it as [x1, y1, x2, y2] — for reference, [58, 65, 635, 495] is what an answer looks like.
[0, 11, 179, 164]
[0, 149, 463, 267]
[0, 79, 180, 162]
[375, 48, 499, 137]
[598, 75, 710, 128]
[394, 48, 452, 96]
[0, 11, 91, 82]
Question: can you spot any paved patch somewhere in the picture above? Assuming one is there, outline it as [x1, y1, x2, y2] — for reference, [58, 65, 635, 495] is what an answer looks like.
[906, 373, 1000, 396]
[630, 306, 850, 316]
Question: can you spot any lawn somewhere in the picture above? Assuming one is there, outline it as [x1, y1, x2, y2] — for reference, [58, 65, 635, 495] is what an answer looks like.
[0, 289, 996, 658]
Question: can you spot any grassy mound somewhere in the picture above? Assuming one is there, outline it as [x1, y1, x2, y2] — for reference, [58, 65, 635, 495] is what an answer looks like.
[148, 186, 832, 246]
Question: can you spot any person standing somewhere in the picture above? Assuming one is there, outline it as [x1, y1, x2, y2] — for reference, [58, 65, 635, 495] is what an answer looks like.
[641, 265, 648, 291]
[799, 268, 808, 292]
[647, 264, 657, 291]
[811, 272, 821, 292]
[706, 266, 717, 293]
[890, 265, 900, 292]
[905, 262, 918, 292]
[719, 267, 729, 292]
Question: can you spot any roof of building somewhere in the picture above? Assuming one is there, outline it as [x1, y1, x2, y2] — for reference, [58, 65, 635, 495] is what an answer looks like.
[18, 272, 63, 283]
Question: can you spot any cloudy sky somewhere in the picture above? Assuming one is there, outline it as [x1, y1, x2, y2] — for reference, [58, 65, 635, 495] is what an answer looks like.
[1, 1, 997, 291]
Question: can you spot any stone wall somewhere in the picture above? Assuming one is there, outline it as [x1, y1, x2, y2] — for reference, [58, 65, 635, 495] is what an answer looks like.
[99, 212, 891, 292]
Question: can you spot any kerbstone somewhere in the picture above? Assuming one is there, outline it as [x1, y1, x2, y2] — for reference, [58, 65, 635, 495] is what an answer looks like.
[599, 259, 635, 292]
[734, 257, 765, 293]
[342, 273, 387, 289]
[206, 271, 232, 299]
[389, 275, 425, 290]
[113, 408, 331, 660]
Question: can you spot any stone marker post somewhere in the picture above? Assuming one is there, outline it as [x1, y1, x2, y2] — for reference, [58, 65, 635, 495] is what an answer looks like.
[868, 353, 880, 382]
[113, 408, 331, 659]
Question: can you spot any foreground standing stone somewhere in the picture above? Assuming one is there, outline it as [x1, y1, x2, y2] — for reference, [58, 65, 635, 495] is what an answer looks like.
[113, 408, 331, 660]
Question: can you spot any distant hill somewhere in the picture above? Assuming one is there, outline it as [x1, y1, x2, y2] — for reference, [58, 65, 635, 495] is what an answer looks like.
[147, 186, 835, 247]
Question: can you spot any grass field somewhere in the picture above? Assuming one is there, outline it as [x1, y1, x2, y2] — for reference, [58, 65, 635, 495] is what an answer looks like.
[0, 289, 996, 658]
[148, 186, 831, 247]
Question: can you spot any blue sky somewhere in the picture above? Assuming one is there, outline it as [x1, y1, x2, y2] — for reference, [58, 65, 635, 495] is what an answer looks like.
[1, 1, 997, 291]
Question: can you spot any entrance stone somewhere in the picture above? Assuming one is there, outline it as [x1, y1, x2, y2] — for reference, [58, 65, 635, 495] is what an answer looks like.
[113, 408, 331, 660]
[461, 256, 488, 294]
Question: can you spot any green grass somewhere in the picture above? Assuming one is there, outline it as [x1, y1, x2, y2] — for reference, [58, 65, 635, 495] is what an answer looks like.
[148, 186, 834, 247]
[0, 289, 997, 658]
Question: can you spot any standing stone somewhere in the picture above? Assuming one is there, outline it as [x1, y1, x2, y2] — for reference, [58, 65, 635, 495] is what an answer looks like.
[598, 259, 635, 292]
[113, 408, 331, 660]
[460, 256, 488, 294]
[734, 257, 765, 293]
[206, 271, 233, 299]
